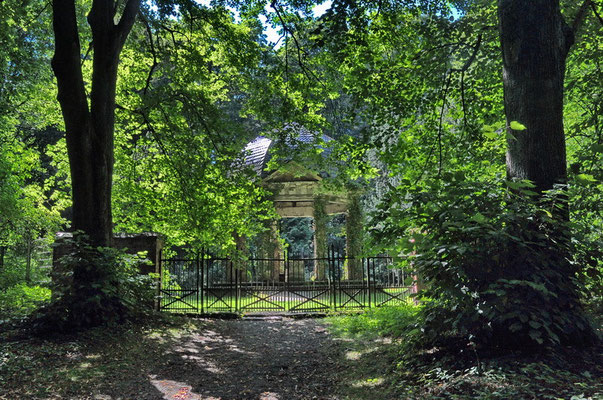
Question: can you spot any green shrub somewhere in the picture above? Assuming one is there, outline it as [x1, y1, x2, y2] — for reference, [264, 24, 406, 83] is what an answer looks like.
[34, 233, 156, 332]
[372, 174, 598, 350]
[0, 283, 51, 320]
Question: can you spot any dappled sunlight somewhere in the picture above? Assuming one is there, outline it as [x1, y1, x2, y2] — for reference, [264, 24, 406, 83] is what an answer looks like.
[332, 337, 354, 342]
[0, 317, 341, 399]
[173, 345, 200, 353]
[149, 376, 285, 400]
[180, 330, 259, 356]
[178, 354, 224, 374]
[312, 325, 328, 334]
[345, 345, 382, 361]
[259, 391, 280, 399]
[149, 376, 209, 400]
[351, 377, 384, 388]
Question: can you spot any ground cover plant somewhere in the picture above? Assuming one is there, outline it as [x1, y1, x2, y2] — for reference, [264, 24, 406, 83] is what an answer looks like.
[326, 306, 603, 400]
[373, 176, 600, 349]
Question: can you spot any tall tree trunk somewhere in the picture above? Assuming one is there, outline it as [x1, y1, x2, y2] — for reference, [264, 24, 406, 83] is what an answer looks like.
[51, 0, 140, 327]
[498, 0, 573, 193]
[497, 0, 596, 346]
[51, 0, 140, 247]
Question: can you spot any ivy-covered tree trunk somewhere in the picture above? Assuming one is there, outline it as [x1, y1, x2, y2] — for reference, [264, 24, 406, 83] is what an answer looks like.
[313, 196, 328, 280]
[51, 0, 140, 327]
[498, 0, 572, 192]
[345, 192, 363, 281]
[0, 245, 5, 272]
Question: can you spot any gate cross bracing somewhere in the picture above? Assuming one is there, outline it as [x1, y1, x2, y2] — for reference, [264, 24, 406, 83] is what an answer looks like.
[159, 248, 415, 313]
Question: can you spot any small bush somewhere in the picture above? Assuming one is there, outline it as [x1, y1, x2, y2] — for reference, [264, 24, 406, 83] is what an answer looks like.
[33, 233, 157, 332]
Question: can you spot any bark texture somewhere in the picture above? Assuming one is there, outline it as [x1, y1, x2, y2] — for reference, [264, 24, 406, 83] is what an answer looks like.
[498, 0, 573, 193]
[51, 0, 140, 247]
[497, 0, 597, 347]
[0, 246, 5, 272]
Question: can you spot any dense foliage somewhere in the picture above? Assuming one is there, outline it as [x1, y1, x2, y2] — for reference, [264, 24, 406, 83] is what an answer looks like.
[373, 176, 597, 348]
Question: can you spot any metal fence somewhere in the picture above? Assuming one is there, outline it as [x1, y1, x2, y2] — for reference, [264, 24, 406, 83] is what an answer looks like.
[159, 248, 416, 313]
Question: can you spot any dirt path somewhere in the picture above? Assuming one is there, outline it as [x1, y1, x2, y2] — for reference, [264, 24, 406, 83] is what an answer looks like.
[116, 317, 342, 400]
[2, 316, 396, 400]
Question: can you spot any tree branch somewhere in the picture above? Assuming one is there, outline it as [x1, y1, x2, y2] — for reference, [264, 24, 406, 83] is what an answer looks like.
[591, 2, 603, 26]
[116, 0, 141, 47]
[81, 40, 93, 67]
[140, 15, 158, 96]
[572, 0, 593, 32]
[51, 0, 90, 127]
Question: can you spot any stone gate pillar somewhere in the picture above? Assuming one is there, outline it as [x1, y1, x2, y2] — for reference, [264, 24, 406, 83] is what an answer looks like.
[52, 232, 164, 308]
[259, 219, 284, 281]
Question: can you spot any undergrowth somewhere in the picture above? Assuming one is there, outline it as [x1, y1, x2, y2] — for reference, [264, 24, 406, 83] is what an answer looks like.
[0, 283, 50, 321]
[326, 305, 603, 399]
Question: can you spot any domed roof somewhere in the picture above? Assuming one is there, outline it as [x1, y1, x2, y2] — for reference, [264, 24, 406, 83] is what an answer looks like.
[243, 129, 333, 178]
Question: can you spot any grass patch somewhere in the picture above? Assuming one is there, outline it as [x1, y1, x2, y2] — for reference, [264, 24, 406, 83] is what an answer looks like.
[325, 302, 421, 339]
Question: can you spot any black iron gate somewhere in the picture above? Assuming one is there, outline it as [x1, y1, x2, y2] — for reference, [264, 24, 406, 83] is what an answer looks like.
[159, 248, 415, 313]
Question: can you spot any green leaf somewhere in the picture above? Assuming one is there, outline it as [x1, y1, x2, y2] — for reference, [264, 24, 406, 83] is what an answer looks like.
[506, 132, 517, 142]
[576, 173, 596, 184]
[528, 320, 541, 329]
[471, 213, 487, 223]
[510, 121, 527, 131]
[483, 131, 498, 140]
[509, 322, 523, 332]
[529, 330, 544, 344]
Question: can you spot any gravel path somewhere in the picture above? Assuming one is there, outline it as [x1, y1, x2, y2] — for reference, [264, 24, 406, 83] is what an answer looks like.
[146, 317, 341, 400]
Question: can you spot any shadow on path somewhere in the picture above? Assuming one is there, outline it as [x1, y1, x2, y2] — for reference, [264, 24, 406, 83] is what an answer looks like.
[121, 317, 340, 400]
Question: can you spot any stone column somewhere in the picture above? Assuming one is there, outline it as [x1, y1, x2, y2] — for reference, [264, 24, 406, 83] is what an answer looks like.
[257, 219, 282, 281]
[270, 220, 283, 281]
[312, 196, 328, 281]
[345, 192, 364, 281]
